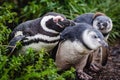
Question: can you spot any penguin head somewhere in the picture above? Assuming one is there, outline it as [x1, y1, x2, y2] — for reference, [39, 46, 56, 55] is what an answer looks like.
[82, 27, 108, 50]
[41, 12, 75, 33]
[60, 23, 108, 50]
[92, 15, 113, 34]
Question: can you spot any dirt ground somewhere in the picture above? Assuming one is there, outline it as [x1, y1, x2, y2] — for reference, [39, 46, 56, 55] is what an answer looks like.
[89, 40, 120, 80]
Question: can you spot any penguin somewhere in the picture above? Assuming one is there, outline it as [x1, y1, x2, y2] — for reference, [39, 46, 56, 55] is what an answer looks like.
[73, 12, 113, 71]
[55, 23, 108, 80]
[74, 12, 113, 39]
[7, 12, 75, 55]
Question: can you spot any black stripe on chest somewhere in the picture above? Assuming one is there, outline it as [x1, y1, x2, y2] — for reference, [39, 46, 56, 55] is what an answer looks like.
[22, 38, 59, 46]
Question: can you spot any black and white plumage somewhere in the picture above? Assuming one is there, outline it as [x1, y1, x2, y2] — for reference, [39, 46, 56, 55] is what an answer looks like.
[73, 12, 113, 71]
[55, 23, 108, 80]
[7, 12, 75, 55]
[74, 12, 113, 40]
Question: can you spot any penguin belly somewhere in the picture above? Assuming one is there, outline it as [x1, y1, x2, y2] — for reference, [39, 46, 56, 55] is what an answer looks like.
[21, 41, 59, 53]
[55, 40, 91, 70]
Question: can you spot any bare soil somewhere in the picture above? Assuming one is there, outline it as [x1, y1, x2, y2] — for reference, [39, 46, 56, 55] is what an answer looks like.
[89, 40, 120, 80]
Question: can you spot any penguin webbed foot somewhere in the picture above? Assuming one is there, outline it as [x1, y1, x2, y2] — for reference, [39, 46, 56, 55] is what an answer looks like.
[89, 63, 102, 72]
[76, 70, 92, 80]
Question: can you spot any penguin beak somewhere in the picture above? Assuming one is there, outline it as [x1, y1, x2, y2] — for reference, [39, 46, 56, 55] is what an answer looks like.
[56, 22, 64, 28]
[98, 40, 108, 48]
[57, 19, 75, 28]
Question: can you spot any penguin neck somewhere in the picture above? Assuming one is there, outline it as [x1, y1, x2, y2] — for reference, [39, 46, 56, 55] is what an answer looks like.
[72, 40, 93, 54]
[80, 30, 93, 51]
[40, 15, 64, 34]
[102, 32, 109, 38]
[40, 15, 60, 34]
[82, 41, 93, 51]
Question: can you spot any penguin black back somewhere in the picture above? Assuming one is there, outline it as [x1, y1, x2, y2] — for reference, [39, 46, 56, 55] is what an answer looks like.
[60, 23, 89, 41]
[73, 13, 94, 25]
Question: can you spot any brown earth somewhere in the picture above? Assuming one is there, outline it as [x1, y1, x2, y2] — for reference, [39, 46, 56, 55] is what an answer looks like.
[89, 41, 120, 80]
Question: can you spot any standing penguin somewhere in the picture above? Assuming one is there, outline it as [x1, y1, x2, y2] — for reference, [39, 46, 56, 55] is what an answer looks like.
[7, 12, 74, 55]
[73, 12, 113, 71]
[55, 23, 108, 80]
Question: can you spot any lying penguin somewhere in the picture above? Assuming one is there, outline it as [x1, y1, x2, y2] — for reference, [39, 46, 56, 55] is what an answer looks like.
[55, 23, 108, 80]
[7, 12, 74, 55]
[73, 12, 113, 71]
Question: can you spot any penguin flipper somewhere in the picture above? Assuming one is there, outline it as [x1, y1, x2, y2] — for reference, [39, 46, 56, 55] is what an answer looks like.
[50, 40, 65, 60]
[101, 47, 109, 66]
[50, 43, 59, 60]
[7, 35, 25, 56]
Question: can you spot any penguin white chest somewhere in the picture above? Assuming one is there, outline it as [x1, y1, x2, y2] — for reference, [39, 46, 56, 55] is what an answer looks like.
[56, 40, 90, 64]
[22, 41, 58, 52]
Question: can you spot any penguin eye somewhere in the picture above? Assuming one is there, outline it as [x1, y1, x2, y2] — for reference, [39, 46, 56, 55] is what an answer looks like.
[93, 35, 98, 39]
[97, 22, 100, 25]
[108, 20, 111, 23]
